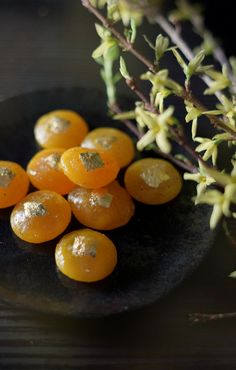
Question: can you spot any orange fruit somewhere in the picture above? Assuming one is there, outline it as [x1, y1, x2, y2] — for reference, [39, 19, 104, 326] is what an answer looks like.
[55, 229, 117, 282]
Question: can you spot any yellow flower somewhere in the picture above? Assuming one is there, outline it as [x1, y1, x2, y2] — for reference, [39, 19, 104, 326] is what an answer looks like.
[184, 101, 202, 138]
[194, 137, 218, 165]
[105, 0, 163, 24]
[184, 162, 215, 199]
[141, 69, 182, 108]
[136, 106, 174, 153]
[216, 95, 236, 131]
[197, 184, 236, 229]
[197, 183, 236, 229]
[92, 24, 118, 60]
[204, 65, 231, 95]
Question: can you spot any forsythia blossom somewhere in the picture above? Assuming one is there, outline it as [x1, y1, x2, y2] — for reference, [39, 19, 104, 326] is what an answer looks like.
[231, 156, 236, 177]
[92, 24, 118, 59]
[194, 137, 218, 165]
[136, 105, 174, 153]
[141, 70, 182, 109]
[184, 101, 202, 138]
[216, 95, 236, 130]
[172, 49, 211, 82]
[204, 65, 231, 95]
[184, 162, 215, 199]
[196, 184, 236, 229]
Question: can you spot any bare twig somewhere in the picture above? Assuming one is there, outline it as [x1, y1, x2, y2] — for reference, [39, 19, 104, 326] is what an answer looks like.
[189, 312, 236, 323]
[125, 78, 154, 111]
[153, 147, 197, 172]
[110, 102, 141, 138]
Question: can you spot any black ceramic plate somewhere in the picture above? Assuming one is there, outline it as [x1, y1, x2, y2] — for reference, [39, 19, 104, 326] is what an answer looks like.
[0, 88, 215, 317]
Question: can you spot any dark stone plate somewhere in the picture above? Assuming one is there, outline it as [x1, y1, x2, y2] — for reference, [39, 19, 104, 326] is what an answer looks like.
[0, 87, 215, 317]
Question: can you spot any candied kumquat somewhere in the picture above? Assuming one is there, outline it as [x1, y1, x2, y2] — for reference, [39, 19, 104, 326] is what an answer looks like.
[0, 161, 29, 209]
[55, 229, 117, 282]
[68, 180, 135, 230]
[124, 158, 182, 205]
[34, 110, 88, 149]
[60, 147, 120, 189]
[27, 148, 76, 195]
[81, 127, 135, 168]
[10, 190, 71, 243]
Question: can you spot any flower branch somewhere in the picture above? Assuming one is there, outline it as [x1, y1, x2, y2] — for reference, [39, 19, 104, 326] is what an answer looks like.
[81, 0, 157, 73]
[155, 14, 224, 103]
[82, 0, 236, 231]
[110, 102, 197, 173]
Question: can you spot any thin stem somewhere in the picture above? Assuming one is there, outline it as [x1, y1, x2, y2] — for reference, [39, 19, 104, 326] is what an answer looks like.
[155, 14, 224, 104]
[214, 47, 232, 77]
[189, 312, 236, 323]
[153, 147, 197, 172]
[81, 0, 156, 73]
[126, 78, 152, 110]
[171, 126, 204, 165]
[110, 103, 141, 138]
[104, 57, 116, 106]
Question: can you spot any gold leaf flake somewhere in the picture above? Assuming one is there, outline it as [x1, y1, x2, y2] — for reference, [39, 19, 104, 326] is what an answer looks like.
[0, 167, 16, 188]
[24, 201, 47, 217]
[89, 191, 113, 208]
[141, 166, 170, 188]
[71, 236, 97, 258]
[47, 116, 70, 134]
[94, 135, 117, 149]
[44, 153, 61, 169]
[79, 152, 104, 171]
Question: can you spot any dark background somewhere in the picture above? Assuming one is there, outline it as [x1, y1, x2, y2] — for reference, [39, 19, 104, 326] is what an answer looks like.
[197, 0, 235, 56]
[0, 1, 236, 370]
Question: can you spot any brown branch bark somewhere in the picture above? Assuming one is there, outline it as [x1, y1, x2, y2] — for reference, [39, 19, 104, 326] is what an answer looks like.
[189, 312, 236, 323]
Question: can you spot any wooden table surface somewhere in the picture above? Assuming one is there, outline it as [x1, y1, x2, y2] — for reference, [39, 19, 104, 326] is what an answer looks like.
[1, 1, 236, 369]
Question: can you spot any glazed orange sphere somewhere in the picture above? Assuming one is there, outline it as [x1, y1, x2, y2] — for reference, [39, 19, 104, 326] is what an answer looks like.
[68, 181, 135, 230]
[81, 127, 135, 168]
[27, 148, 76, 195]
[34, 110, 89, 149]
[55, 229, 117, 282]
[0, 161, 29, 209]
[124, 158, 182, 205]
[10, 190, 71, 243]
[60, 147, 120, 189]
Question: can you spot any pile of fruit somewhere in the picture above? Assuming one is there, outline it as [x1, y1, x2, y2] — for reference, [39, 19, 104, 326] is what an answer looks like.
[0, 110, 182, 282]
